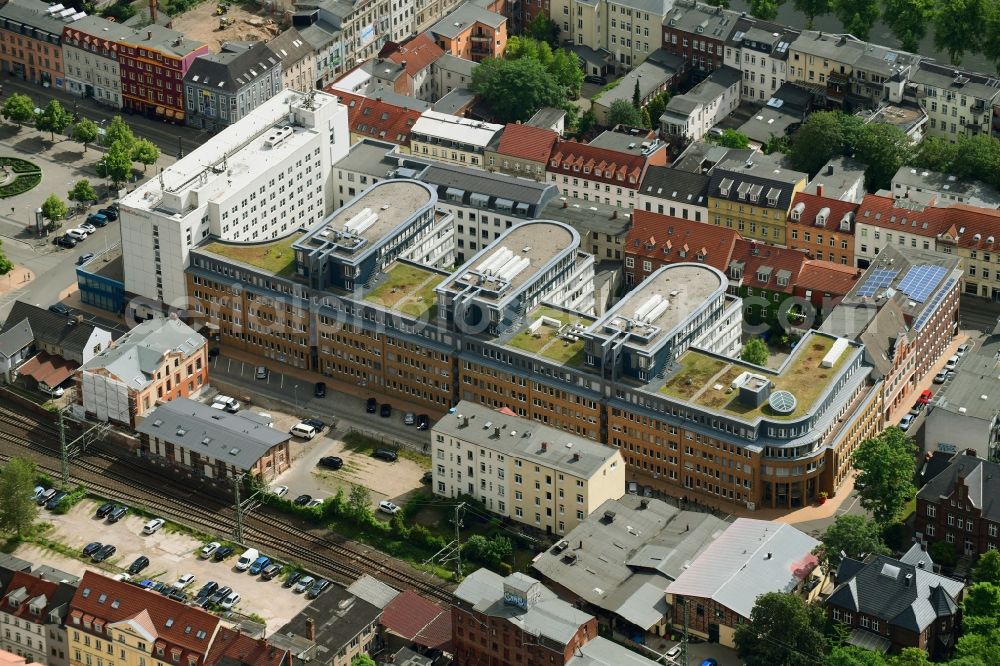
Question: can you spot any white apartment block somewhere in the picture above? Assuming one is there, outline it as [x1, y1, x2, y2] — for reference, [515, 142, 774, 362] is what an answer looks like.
[432, 401, 626, 535]
[907, 62, 1000, 143]
[0, 572, 73, 666]
[723, 23, 796, 103]
[61, 17, 132, 108]
[661, 66, 740, 141]
[121, 89, 349, 307]
[551, 0, 672, 71]
[410, 110, 503, 168]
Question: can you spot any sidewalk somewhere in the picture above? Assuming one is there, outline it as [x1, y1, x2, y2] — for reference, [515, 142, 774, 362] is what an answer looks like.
[885, 331, 970, 426]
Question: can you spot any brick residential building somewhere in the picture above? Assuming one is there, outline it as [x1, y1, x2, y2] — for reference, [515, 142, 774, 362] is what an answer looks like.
[787, 190, 859, 266]
[117, 25, 208, 121]
[0, 570, 76, 666]
[661, 3, 738, 81]
[547, 135, 667, 209]
[428, 2, 507, 62]
[484, 123, 558, 181]
[335, 90, 422, 151]
[916, 455, 1000, 558]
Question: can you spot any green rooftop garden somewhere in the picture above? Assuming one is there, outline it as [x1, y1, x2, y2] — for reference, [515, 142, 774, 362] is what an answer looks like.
[506, 305, 593, 367]
[660, 353, 726, 400]
[364, 263, 443, 318]
[201, 233, 302, 277]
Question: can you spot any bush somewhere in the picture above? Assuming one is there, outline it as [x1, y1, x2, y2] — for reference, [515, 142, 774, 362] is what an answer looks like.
[0, 157, 41, 174]
[0, 173, 41, 198]
[50, 485, 87, 514]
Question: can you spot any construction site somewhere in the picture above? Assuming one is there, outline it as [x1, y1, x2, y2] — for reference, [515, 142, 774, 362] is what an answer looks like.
[168, 0, 285, 52]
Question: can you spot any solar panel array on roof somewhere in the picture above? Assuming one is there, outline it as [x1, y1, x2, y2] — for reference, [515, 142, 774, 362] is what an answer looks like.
[914, 277, 956, 331]
[897, 264, 947, 303]
[856, 268, 899, 297]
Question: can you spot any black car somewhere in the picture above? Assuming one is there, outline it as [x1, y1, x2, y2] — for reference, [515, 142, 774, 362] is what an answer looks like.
[48, 304, 72, 316]
[92, 544, 116, 563]
[314, 382, 327, 398]
[45, 491, 68, 510]
[302, 417, 325, 430]
[380, 403, 392, 418]
[283, 572, 302, 588]
[261, 563, 281, 581]
[54, 235, 78, 248]
[209, 585, 232, 605]
[96, 502, 115, 518]
[584, 74, 607, 85]
[293, 494, 312, 506]
[318, 456, 343, 470]
[127, 556, 150, 575]
[76, 252, 95, 266]
[167, 590, 187, 603]
[82, 542, 103, 557]
[212, 546, 235, 562]
[98, 207, 118, 221]
[208, 347, 221, 360]
[107, 506, 128, 523]
[196, 581, 219, 599]
[306, 578, 330, 599]
[421, 471, 433, 484]
[366, 397, 377, 413]
[373, 448, 398, 462]
[416, 414, 430, 430]
[152, 581, 168, 593]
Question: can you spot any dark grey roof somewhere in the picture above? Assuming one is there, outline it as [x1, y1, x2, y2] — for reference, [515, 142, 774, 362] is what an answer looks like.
[0, 319, 33, 358]
[827, 555, 963, 633]
[434, 53, 478, 78]
[267, 28, 314, 67]
[419, 162, 557, 212]
[917, 456, 1000, 522]
[909, 61, 1000, 102]
[663, 2, 739, 41]
[278, 583, 382, 657]
[135, 398, 290, 471]
[431, 87, 475, 115]
[0, 0, 72, 38]
[185, 42, 279, 93]
[639, 166, 710, 207]
[540, 197, 631, 237]
[1, 301, 105, 358]
[429, 2, 505, 39]
[527, 107, 567, 131]
[708, 152, 807, 210]
[672, 141, 753, 174]
[932, 336, 1000, 422]
[737, 107, 801, 144]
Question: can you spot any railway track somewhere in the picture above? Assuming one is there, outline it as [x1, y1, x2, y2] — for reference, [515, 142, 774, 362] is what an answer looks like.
[0, 403, 453, 604]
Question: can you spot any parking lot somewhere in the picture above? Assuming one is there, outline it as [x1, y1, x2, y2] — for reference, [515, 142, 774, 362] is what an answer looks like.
[16, 499, 310, 628]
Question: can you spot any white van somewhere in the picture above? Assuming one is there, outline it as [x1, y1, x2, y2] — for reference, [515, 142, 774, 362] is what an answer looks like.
[289, 422, 317, 440]
[213, 395, 241, 413]
[235, 548, 259, 571]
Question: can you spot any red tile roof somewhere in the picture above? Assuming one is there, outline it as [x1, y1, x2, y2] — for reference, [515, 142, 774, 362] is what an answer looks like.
[730, 239, 809, 295]
[496, 123, 559, 163]
[789, 192, 860, 233]
[382, 33, 445, 77]
[856, 194, 1000, 251]
[797, 260, 861, 296]
[333, 90, 421, 148]
[380, 590, 452, 651]
[626, 210, 740, 274]
[205, 627, 288, 666]
[547, 139, 646, 188]
[71, 571, 219, 663]
[1, 571, 59, 624]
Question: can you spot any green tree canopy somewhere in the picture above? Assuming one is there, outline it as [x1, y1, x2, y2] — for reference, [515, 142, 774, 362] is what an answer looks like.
[350, 656, 376, 666]
[2, 93, 35, 127]
[815, 514, 889, 571]
[789, 111, 858, 175]
[504, 36, 583, 98]
[632, 78, 641, 108]
[833, 0, 880, 40]
[0, 239, 11, 276]
[955, 626, 1000, 663]
[887, 648, 932, 666]
[462, 534, 513, 568]
[35, 100, 72, 141]
[716, 129, 750, 149]
[68, 179, 98, 206]
[472, 57, 564, 123]
[132, 138, 160, 172]
[646, 92, 670, 126]
[750, 0, 781, 19]
[0, 458, 39, 536]
[854, 123, 912, 192]
[974, 550, 1000, 585]
[41, 194, 68, 223]
[912, 135, 959, 172]
[97, 141, 134, 186]
[962, 582, 1000, 635]
[72, 118, 100, 153]
[105, 115, 136, 152]
[348, 484, 372, 517]
[933, 0, 987, 65]
[734, 592, 829, 666]
[524, 14, 559, 47]
[951, 134, 1000, 188]
[607, 99, 645, 128]
[740, 337, 769, 365]
[851, 427, 917, 526]
[881, 0, 934, 52]
[794, 0, 832, 28]
[829, 645, 887, 666]
[929, 539, 957, 567]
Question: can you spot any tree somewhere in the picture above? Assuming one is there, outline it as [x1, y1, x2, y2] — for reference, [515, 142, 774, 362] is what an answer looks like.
[104, 115, 136, 153]
[749, 0, 781, 19]
[2, 93, 35, 127]
[762, 133, 791, 155]
[912, 135, 959, 172]
[347, 484, 371, 517]
[794, 0, 832, 28]
[952, 134, 1000, 188]
[35, 100, 72, 141]
[789, 111, 851, 175]
[72, 118, 99, 153]
[0, 458, 39, 536]
[576, 107, 598, 138]
[933, 0, 987, 65]
[974, 549, 1000, 585]
[0, 240, 11, 276]
[962, 582, 1000, 635]
[929, 539, 957, 567]
[887, 649, 932, 666]
[41, 194, 68, 224]
[640, 107, 652, 130]
[472, 57, 564, 123]
[852, 427, 916, 526]
[549, 47, 584, 98]
[815, 515, 888, 571]
[68, 180, 98, 208]
[854, 123, 912, 192]
[524, 14, 559, 47]
[646, 92, 670, 126]
[740, 337, 769, 365]
[632, 78, 641, 108]
[607, 99, 644, 128]
[955, 626, 1000, 663]
[462, 534, 514, 568]
[828, 646, 887, 666]
[833, 0, 880, 40]
[734, 592, 829, 666]
[717, 129, 750, 149]
[350, 656, 376, 666]
[881, 0, 934, 52]
[96, 140, 133, 187]
[132, 138, 160, 172]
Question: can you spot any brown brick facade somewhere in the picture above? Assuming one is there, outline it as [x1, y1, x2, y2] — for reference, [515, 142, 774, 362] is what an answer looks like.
[451, 605, 595, 666]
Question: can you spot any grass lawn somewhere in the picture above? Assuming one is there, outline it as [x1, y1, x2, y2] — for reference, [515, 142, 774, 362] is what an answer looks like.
[364, 263, 442, 318]
[341, 431, 431, 466]
[202, 233, 301, 277]
[661, 353, 726, 400]
[695, 365, 745, 409]
[507, 306, 592, 366]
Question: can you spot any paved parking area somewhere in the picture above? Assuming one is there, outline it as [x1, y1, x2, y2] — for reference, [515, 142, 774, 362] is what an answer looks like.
[16, 499, 310, 628]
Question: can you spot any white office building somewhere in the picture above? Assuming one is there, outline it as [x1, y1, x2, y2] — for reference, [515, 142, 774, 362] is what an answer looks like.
[120, 89, 349, 308]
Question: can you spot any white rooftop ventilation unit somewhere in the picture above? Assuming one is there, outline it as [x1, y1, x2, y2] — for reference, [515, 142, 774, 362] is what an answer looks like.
[343, 207, 378, 235]
[263, 125, 294, 148]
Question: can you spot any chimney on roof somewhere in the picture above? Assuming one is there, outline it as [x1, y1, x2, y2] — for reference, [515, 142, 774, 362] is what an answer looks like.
[147, 30, 153, 40]
[305, 618, 315, 641]
[827, 164, 834, 176]
[612, 210, 618, 219]
[149, 0, 157, 25]
[562, 201, 568, 209]
[401, 60, 407, 68]
[904, 573, 913, 587]
[816, 184, 824, 197]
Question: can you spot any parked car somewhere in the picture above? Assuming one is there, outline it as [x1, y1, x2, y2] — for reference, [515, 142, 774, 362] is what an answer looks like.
[209, 586, 232, 605]
[293, 576, 315, 593]
[107, 506, 128, 523]
[911, 400, 926, 413]
[220, 592, 241, 610]
[76, 252, 95, 266]
[54, 235, 77, 248]
[306, 498, 324, 508]
[142, 518, 165, 534]
[36, 488, 57, 505]
[318, 456, 343, 470]
[272, 485, 289, 497]
[314, 382, 326, 398]
[95, 502, 115, 518]
[306, 578, 330, 599]
[260, 564, 281, 581]
[31, 485, 45, 500]
[380, 403, 392, 418]
[172, 574, 196, 590]
[235, 548, 259, 572]
[584, 74, 607, 85]
[138, 579, 156, 590]
[92, 544, 117, 563]
[82, 542, 103, 557]
[366, 397, 377, 413]
[917, 389, 934, 405]
[212, 395, 241, 413]
[127, 556, 150, 575]
[289, 422, 317, 440]
[255, 366, 268, 380]
[373, 448, 398, 462]
[167, 590, 187, 602]
[945, 355, 959, 371]
[248, 556, 271, 575]
[283, 572, 302, 589]
[403, 412, 415, 426]
[665, 646, 682, 661]
[293, 494, 312, 506]
[933, 369, 950, 384]
[421, 471, 433, 484]
[196, 581, 219, 599]
[200, 542, 221, 559]
[79, 222, 97, 234]
[899, 413, 915, 431]
[956, 343, 972, 357]
[45, 491, 68, 510]
[213, 546, 235, 562]
[98, 208, 118, 221]
[378, 500, 400, 515]
[86, 213, 108, 227]
[301, 417, 325, 430]
[66, 228, 89, 241]
[416, 414, 430, 430]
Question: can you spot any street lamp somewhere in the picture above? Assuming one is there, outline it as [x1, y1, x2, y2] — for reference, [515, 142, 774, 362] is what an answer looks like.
[293, 384, 299, 410]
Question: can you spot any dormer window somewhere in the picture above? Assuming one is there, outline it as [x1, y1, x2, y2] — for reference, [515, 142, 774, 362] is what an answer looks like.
[816, 206, 830, 227]
[719, 177, 733, 197]
[790, 202, 805, 221]
[757, 271, 768, 282]
[730, 267, 742, 279]
[595, 169, 602, 177]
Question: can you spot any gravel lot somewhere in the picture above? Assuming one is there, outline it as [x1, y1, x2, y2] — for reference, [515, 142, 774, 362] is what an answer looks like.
[15, 500, 310, 628]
